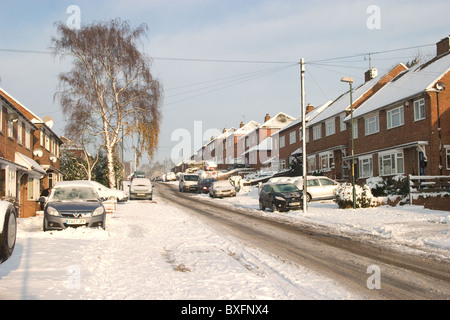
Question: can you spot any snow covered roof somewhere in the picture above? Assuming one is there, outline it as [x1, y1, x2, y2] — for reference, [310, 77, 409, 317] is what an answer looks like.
[240, 112, 296, 140]
[349, 51, 450, 120]
[307, 72, 387, 127]
[278, 100, 333, 134]
[234, 120, 260, 135]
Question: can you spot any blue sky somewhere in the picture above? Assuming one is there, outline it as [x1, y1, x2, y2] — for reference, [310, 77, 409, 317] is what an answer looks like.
[0, 0, 449, 167]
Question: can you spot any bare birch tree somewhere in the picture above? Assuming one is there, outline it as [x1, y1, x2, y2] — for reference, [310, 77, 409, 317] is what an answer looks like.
[51, 18, 162, 188]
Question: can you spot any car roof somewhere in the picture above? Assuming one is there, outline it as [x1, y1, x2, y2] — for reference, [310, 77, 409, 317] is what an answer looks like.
[53, 180, 96, 188]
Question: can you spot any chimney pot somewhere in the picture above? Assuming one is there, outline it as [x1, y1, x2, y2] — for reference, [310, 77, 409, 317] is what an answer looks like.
[365, 68, 378, 82]
[306, 104, 314, 113]
[264, 113, 271, 122]
[239, 121, 245, 128]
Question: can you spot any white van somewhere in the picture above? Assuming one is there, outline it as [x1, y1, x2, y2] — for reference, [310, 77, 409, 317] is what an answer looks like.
[179, 173, 199, 192]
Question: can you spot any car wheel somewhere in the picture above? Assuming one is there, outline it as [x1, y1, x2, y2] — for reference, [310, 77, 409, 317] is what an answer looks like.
[259, 200, 265, 211]
[306, 193, 312, 202]
[0, 206, 17, 262]
[271, 202, 277, 212]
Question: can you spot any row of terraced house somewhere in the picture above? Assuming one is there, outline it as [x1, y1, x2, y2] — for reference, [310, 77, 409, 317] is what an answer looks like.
[0, 88, 64, 218]
[180, 36, 450, 184]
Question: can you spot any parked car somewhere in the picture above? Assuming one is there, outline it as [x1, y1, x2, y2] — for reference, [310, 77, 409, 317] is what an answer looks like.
[77, 180, 128, 202]
[259, 182, 303, 212]
[41, 181, 106, 231]
[197, 178, 216, 194]
[269, 175, 339, 202]
[179, 174, 199, 192]
[165, 172, 177, 181]
[209, 180, 236, 198]
[129, 178, 153, 200]
[0, 201, 17, 263]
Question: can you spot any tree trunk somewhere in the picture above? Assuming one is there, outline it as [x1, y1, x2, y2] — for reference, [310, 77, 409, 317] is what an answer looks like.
[106, 144, 116, 188]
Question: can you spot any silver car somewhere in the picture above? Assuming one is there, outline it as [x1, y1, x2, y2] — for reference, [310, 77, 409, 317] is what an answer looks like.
[129, 178, 153, 200]
[209, 180, 236, 198]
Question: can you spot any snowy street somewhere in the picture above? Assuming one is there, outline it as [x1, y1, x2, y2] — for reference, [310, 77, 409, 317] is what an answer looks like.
[0, 182, 449, 301]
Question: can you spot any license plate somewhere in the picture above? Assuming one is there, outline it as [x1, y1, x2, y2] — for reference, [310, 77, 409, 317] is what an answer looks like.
[66, 219, 86, 225]
[138, 193, 146, 196]
[290, 202, 300, 206]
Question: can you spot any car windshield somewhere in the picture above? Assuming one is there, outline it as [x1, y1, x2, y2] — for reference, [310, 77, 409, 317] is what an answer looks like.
[184, 175, 199, 181]
[214, 181, 231, 187]
[51, 186, 99, 201]
[272, 184, 298, 193]
[201, 178, 215, 183]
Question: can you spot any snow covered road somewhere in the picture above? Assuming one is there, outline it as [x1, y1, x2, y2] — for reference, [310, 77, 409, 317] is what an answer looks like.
[0, 198, 360, 300]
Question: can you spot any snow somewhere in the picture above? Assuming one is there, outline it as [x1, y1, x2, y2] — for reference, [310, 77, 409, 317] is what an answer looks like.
[0, 184, 449, 300]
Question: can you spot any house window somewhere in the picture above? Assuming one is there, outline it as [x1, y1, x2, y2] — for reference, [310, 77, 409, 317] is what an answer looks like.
[379, 151, 404, 176]
[279, 136, 285, 148]
[340, 114, 346, 131]
[325, 118, 335, 136]
[352, 121, 358, 139]
[359, 156, 373, 178]
[307, 155, 316, 173]
[25, 127, 31, 149]
[0, 108, 2, 133]
[365, 114, 379, 135]
[414, 99, 425, 121]
[305, 128, 309, 143]
[313, 124, 321, 140]
[289, 131, 296, 145]
[280, 159, 286, 170]
[17, 122, 23, 145]
[7, 119, 13, 139]
[387, 106, 404, 129]
[446, 146, 450, 170]
[319, 152, 334, 171]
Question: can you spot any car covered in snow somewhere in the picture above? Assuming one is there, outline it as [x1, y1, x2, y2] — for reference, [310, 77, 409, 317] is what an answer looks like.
[78, 180, 128, 202]
[129, 178, 153, 200]
[209, 180, 236, 198]
[41, 181, 106, 231]
[259, 182, 303, 212]
[0, 201, 17, 263]
[179, 174, 199, 192]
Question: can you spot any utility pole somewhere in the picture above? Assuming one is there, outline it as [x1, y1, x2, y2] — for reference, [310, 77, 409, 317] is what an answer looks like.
[300, 58, 307, 213]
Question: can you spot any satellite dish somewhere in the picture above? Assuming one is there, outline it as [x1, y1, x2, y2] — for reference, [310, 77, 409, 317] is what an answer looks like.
[33, 148, 43, 158]
[43, 116, 54, 129]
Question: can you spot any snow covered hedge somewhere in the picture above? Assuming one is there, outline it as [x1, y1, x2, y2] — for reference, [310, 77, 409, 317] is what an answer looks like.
[335, 183, 378, 209]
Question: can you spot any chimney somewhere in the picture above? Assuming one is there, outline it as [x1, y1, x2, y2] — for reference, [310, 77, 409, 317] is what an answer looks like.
[436, 36, 450, 56]
[239, 121, 245, 128]
[223, 128, 227, 133]
[264, 113, 271, 122]
[306, 104, 314, 113]
[364, 68, 378, 82]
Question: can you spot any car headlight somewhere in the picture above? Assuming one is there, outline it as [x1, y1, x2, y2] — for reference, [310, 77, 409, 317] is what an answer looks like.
[92, 207, 105, 216]
[274, 196, 286, 202]
[47, 206, 60, 216]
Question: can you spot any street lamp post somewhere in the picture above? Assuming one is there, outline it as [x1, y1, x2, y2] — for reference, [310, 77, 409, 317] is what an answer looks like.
[341, 77, 356, 209]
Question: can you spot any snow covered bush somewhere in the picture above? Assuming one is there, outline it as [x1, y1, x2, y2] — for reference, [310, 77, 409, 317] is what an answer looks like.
[335, 183, 378, 209]
[366, 175, 408, 197]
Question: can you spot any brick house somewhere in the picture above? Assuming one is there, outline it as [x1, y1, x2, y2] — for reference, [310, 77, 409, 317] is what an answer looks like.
[294, 63, 408, 180]
[239, 112, 296, 170]
[273, 101, 332, 171]
[0, 88, 63, 217]
[348, 37, 450, 181]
